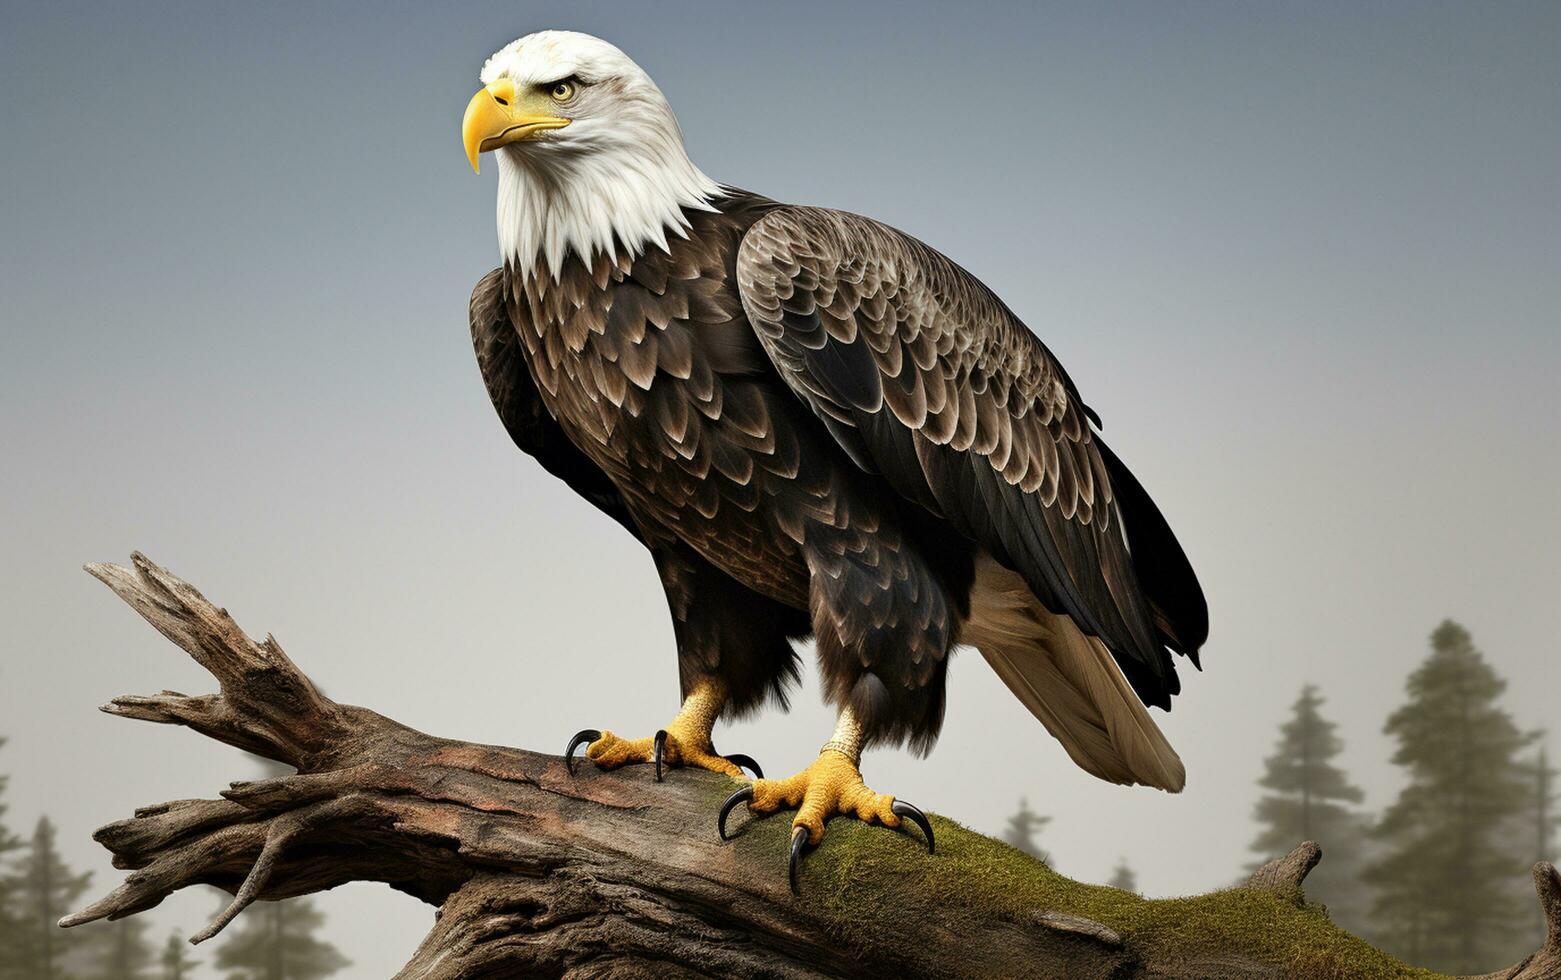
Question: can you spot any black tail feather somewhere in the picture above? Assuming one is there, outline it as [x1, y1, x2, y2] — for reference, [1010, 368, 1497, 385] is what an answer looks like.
[1097, 440, 1208, 663]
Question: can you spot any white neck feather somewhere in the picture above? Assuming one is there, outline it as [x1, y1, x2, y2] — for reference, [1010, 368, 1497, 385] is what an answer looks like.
[495, 137, 721, 280]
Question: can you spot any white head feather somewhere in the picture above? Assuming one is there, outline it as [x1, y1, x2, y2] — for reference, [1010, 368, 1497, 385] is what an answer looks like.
[478, 31, 722, 279]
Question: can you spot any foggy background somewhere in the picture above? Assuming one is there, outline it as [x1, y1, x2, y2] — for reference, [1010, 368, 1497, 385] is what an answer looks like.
[2, 1, 1557, 975]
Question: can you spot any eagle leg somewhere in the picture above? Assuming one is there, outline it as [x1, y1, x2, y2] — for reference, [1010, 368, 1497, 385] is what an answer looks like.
[716, 707, 934, 895]
[563, 679, 759, 781]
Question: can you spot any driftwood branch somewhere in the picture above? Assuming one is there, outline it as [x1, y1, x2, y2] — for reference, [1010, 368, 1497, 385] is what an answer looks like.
[65, 553, 1561, 979]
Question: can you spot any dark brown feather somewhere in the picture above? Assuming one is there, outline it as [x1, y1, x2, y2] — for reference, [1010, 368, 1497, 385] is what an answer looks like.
[736, 207, 1206, 708]
[469, 188, 1201, 755]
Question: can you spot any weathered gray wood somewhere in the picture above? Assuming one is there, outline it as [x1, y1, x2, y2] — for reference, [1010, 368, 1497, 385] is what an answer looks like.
[1240, 840, 1323, 904]
[63, 554, 1561, 979]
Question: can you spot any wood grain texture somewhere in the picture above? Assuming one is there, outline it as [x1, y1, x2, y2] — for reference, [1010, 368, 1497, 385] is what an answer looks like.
[63, 554, 1561, 980]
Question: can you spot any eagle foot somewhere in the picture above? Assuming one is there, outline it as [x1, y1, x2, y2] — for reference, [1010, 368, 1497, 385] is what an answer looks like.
[563, 726, 760, 781]
[716, 749, 934, 895]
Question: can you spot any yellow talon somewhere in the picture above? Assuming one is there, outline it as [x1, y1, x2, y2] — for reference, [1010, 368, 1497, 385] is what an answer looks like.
[714, 709, 934, 894]
[749, 748, 900, 845]
[571, 678, 752, 779]
[585, 726, 745, 778]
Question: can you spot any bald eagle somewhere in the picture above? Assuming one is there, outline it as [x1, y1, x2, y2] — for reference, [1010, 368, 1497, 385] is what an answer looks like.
[463, 31, 1206, 889]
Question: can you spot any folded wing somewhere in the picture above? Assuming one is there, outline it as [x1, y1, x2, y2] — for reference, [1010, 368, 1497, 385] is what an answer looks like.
[735, 208, 1206, 711]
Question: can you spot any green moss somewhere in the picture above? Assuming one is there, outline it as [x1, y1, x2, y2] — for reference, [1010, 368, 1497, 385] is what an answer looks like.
[732, 807, 1440, 980]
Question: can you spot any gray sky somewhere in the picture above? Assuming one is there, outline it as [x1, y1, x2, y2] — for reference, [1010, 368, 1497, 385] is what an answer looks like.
[2, 1, 1558, 975]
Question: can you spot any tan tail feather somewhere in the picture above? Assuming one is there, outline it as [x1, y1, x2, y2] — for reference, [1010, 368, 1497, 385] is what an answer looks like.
[964, 554, 1186, 792]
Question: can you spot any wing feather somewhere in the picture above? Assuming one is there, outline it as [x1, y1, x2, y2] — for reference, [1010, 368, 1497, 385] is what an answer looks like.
[470, 269, 640, 538]
[736, 209, 1205, 708]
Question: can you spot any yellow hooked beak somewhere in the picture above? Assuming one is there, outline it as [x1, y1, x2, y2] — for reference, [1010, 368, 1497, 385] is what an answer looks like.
[461, 78, 571, 174]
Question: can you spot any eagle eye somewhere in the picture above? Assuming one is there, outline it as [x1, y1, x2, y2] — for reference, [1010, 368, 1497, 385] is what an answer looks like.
[549, 80, 577, 103]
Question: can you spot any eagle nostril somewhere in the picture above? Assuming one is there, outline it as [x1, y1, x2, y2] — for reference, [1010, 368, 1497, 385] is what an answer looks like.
[492, 94, 509, 106]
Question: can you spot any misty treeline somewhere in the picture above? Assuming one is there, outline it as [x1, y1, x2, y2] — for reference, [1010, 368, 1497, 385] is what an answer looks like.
[1004, 618, 1558, 975]
[0, 749, 349, 980]
[2, 620, 1550, 976]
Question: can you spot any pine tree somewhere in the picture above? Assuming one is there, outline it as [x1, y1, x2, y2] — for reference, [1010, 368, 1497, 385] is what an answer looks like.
[0, 736, 26, 979]
[1522, 745, 1559, 953]
[7, 816, 95, 980]
[1247, 684, 1371, 934]
[158, 932, 197, 980]
[89, 917, 155, 980]
[1531, 746, 1558, 866]
[213, 900, 350, 980]
[1107, 858, 1137, 893]
[1362, 620, 1537, 973]
[1000, 797, 1050, 864]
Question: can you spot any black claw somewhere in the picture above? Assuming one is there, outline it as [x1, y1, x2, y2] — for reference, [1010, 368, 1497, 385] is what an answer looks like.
[564, 729, 600, 776]
[788, 826, 809, 896]
[717, 786, 753, 840]
[722, 753, 764, 780]
[892, 799, 935, 854]
[653, 729, 668, 782]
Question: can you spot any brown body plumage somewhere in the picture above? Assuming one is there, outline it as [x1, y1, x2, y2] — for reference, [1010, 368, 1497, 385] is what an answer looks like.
[472, 189, 1207, 784]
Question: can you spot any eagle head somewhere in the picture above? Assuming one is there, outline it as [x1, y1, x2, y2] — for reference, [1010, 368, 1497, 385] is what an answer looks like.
[463, 31, 721, 278]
